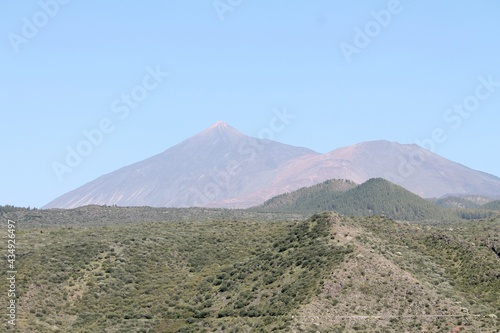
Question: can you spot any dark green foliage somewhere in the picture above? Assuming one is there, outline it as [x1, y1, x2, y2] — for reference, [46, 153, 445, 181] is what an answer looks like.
[255, 179, 357, 213]
[330, 178, 456, 220]
[257, 178, 457, 221]
[0, 205, 34, 215]
[191, 213, 352, 322]
[455, 209, 496, 220]
[1, 205, 305, 228]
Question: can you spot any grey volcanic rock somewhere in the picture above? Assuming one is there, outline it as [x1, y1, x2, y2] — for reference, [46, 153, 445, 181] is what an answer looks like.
[44, 122, 500, 209]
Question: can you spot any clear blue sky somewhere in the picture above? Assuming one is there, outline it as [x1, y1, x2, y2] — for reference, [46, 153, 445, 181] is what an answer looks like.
[1, 0, 499, 208]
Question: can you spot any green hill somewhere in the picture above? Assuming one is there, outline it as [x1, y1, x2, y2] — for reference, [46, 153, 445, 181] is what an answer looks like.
[257, 178, 457, 221]
[483, 200, 500, 210]
[331, 178, 459, 221]
[255, 179, 357, 213]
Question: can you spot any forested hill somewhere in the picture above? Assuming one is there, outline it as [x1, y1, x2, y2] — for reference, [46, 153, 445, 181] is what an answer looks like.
[483, 200, 500, 211]
[254, 179, 357, 213]
[256, 178, 458, 221]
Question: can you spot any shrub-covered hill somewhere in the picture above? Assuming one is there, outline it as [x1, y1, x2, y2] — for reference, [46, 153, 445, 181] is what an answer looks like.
[257, 178, 458, 221]
[2, 212, 351, 332]
[292, 213, 500, 332]
[1, 210, 498, 332]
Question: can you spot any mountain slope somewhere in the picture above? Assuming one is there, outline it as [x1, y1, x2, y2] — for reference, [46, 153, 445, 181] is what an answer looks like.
[275, 140, 500, 199]
[44, 122, 500, 209]
[433, 196, 482, 209]
[44, 122, 318, 208]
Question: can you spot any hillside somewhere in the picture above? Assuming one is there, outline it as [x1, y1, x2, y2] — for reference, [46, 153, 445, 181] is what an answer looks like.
[433, 196, 482, 209]
[1, 208, 498, 332]
[254, 179, 357, 213]
[292, 213, 500, 332]
[483, 200, 500, 211]
[332, 178, 458, 221]
[257, 178, 457, 221]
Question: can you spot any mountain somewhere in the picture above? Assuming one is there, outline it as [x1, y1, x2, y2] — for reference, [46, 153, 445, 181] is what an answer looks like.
[257, 178, 456, 221]
[44, 122, 318, 208]
[275, 140, 500, 199]
[44, 122, 500, 209]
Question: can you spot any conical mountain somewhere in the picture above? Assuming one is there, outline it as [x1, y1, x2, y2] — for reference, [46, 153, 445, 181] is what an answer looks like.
[44, 122, 318, 208]
[332, 178, 455, 220]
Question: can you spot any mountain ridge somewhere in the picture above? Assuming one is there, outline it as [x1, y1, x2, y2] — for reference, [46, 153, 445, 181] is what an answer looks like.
[44, 122, 500, 209]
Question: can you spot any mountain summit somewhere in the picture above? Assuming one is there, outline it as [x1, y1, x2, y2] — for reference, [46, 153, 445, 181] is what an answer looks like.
[44, 122, 500, 209]
[190, 121, 245, 142]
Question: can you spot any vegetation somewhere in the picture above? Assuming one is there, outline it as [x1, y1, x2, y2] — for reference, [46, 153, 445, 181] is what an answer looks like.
[2, 205, 306, 228]
[433, 196, 482, 209]
[254, 179, 357, 213]
[483, 200, 500, 211]
[292, 213, 500, 332]
[0, 211, 351, 332]
[0, 194, 498, 332]
[257, 178, 459, 221]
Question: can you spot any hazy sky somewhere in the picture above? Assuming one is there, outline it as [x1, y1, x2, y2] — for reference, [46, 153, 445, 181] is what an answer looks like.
[1, 0, 500, 208]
